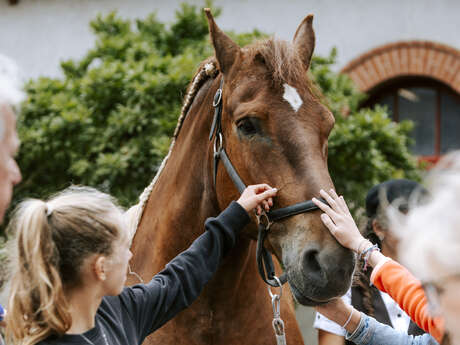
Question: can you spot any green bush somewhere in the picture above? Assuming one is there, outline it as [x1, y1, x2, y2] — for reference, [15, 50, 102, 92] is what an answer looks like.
[5, 3, 419, 238]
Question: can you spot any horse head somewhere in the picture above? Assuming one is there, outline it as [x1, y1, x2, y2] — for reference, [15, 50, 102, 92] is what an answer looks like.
[205, 9, 355, 306]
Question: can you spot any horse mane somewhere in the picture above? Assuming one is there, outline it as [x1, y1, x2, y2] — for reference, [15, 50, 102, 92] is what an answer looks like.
[125, 37, 321, 238]
[173, 58, 219, 139]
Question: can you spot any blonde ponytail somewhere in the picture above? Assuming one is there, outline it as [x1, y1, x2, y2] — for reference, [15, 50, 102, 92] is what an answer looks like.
[5, 186, 124, 345]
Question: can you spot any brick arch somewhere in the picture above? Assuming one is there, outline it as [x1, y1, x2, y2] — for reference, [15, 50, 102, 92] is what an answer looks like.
[341, 41, 460, 94]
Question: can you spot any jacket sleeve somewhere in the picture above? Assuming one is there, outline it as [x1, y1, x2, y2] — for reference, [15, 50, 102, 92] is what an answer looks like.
[118, 201, 250, 340]
[346, 312, 439, 345]
[370, 259, 444, 343]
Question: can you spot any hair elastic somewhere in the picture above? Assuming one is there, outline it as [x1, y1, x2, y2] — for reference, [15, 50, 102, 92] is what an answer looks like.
[45, 203, 53, 217]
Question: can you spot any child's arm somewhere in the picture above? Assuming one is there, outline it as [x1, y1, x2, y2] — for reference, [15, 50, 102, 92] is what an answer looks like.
[117, 185, 277, 340]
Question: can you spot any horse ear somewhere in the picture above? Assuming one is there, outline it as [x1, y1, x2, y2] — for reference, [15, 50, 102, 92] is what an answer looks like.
[205, 8, 240, 74]
[293, 14, 315, 70]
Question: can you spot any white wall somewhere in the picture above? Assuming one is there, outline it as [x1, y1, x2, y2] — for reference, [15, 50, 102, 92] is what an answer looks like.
[1, 0, 460, 80]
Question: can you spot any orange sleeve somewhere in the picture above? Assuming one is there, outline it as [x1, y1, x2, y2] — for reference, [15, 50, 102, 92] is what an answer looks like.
[370, 259, 444, 343]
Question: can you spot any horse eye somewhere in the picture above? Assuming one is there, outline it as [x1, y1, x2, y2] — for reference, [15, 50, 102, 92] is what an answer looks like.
[237, 118, 258, 136]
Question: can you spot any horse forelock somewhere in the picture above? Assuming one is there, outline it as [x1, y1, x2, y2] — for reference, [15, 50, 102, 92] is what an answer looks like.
[244, 38, 323, 102]
[246, 39, 303, 85]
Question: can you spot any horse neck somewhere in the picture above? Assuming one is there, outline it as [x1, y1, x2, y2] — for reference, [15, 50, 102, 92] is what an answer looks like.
[129, 77, 221, 276]
[129, 73, 264, 297]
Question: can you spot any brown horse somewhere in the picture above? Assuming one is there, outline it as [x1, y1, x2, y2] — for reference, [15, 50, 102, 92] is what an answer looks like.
[127, 10, 355, 345]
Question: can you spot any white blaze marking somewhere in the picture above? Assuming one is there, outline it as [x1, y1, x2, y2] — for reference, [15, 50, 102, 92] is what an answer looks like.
[283, 83, 303, 112]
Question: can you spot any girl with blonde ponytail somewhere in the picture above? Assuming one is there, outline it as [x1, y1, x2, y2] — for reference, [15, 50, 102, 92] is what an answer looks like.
[6, 187, 123, 345]
[5, 184, 277, 345]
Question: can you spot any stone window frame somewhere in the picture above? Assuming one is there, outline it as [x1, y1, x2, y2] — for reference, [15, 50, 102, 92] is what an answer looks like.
[342, 41, 460, 95]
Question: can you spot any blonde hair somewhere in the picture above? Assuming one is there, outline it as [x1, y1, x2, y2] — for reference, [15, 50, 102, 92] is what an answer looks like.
[392, 151, 460, 282]
[5, 186, 124, 345]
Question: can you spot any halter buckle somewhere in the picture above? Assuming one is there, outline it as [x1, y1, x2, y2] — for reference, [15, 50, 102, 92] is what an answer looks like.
[213, 88, 222, 107]
[213, 132, 223, 154]
[257, 211, 273, 231]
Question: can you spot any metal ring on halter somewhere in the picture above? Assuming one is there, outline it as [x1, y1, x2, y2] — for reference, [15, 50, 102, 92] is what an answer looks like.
[213, 88, 222, 107]
[267, 275, 283, 300]
[257, 211, 273, 231]
[213, 132, 223, 153]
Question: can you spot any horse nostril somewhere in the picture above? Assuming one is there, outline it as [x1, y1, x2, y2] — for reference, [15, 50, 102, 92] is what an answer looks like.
[303, 249, 321, 273]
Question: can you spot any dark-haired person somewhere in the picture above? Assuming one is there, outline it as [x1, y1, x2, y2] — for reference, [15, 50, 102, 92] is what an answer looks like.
[314, 179, 427, 345]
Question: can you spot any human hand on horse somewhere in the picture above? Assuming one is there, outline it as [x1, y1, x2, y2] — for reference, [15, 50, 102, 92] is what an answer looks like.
[237, 184, 277, 215]
[313, 189, 389, 271]
[312, 189, 367, 254]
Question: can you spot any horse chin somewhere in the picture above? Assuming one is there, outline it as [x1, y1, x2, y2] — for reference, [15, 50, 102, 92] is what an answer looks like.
[286, 267, 352, 307]
[287, 279, 327, 306]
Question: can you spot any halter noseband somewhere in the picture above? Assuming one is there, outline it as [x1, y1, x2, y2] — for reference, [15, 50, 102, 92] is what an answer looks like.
[209, 76, 327, 287]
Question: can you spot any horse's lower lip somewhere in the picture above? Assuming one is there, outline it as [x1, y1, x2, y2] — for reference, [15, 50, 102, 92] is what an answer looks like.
[288, 279, 326, 306]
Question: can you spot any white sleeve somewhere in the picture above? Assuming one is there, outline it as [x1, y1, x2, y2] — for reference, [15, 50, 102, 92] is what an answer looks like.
[313, 288, 352, 336]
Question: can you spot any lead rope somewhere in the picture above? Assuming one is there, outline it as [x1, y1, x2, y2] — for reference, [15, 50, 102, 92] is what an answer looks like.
[268, 276, 287, 345]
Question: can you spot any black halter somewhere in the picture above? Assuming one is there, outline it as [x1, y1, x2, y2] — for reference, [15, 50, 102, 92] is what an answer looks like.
[209, 76, 327, 287]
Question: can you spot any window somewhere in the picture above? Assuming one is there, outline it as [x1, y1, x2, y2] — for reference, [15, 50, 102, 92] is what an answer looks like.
[364, 77, 460, 157]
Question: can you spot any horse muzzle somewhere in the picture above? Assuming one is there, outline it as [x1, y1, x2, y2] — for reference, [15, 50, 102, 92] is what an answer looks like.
[285, 243, 356, 306]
